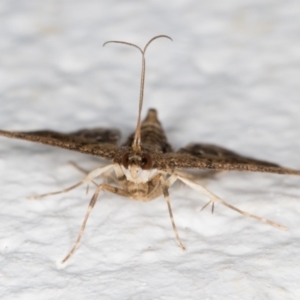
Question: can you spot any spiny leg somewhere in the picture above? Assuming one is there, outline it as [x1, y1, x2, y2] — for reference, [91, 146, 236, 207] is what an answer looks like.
[177, 174, 287, 231]
[62, 183, 130, 263]
[68, 161, 90, 174]
[28, 181, 84, 200]
[218, 200, 286, 230]
[28, 164, 114, 200]
[160, 178, 186, 251]
[200, 200, 215, 214]
[61, 185, 100, 263]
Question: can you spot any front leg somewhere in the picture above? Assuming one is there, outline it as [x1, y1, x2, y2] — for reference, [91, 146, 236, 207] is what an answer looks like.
[160, 176, 186, 251]
[62, 183, 130, 263]
[28, 164, 114, 200]
[145, 173, 186, 251]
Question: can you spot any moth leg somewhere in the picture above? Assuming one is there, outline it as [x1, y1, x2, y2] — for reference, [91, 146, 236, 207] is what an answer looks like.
[143, 174, 186, 250]
[68, 161, 89, 175]
[28, 181, 84, 200]
[28, 164, 114, 200]
[62, 183, 129, 263]
[68, 161, 97, 191]
[68, 161, 118, 186]
[200, 200, 215, 214]
[160, 177, 186, 251]
[177, 175, 287, 231]
[145, 173, 179, 201]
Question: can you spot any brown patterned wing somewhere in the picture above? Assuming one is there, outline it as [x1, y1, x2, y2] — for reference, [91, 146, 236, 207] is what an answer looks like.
[0, 128, 120, 160]
[178, 143, 280, 167]
[68, 128, 120, 144]
[152, 143, 300, 176]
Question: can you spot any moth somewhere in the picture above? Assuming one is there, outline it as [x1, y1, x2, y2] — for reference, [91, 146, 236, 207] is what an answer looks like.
[1, 35, 300, 263]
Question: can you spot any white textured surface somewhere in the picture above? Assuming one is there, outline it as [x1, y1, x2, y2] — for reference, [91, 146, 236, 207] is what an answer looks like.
[1, 1, 300, 299]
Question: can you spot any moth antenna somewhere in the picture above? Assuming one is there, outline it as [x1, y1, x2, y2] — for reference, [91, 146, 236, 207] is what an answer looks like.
[103, 35, 172, 152]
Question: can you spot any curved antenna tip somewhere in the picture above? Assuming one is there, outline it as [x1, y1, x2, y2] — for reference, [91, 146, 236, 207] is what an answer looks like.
[103, 35, 173, 48]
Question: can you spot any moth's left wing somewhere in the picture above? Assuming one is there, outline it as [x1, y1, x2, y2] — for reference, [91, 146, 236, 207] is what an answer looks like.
[67, 128, 120, 144]
[0, 128, 120, 159]
[153, 143, 300, 176]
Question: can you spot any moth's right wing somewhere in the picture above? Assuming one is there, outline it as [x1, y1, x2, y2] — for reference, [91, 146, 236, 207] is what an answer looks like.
[177, 143, 280, 167]
[153, 143, 300, 176]
[0, 128, 121, 159]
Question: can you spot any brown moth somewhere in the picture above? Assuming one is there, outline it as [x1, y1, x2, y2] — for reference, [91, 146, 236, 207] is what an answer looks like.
[0, 35, 299, 263]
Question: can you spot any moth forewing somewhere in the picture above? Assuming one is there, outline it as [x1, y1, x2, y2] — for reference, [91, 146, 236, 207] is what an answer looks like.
[0, 35, 299, 264]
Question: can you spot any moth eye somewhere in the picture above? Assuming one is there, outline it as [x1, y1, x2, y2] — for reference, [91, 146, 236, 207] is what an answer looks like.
[141, 153, 152, 170]
[122, 152, 130, 169]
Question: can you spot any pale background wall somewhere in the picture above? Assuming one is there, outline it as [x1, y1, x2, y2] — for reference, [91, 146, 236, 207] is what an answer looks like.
[0, 1, 300, 299]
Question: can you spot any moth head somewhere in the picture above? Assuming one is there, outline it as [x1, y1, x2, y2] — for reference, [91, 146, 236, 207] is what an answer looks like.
[121, 152, 153, 180]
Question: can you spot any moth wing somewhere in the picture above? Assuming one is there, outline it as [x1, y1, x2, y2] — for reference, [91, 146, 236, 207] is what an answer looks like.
[0, 128, 120, 159]
[153, 143, 300, 176]
[177, 143, 279, 167]
[68, 128, 120, 144]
